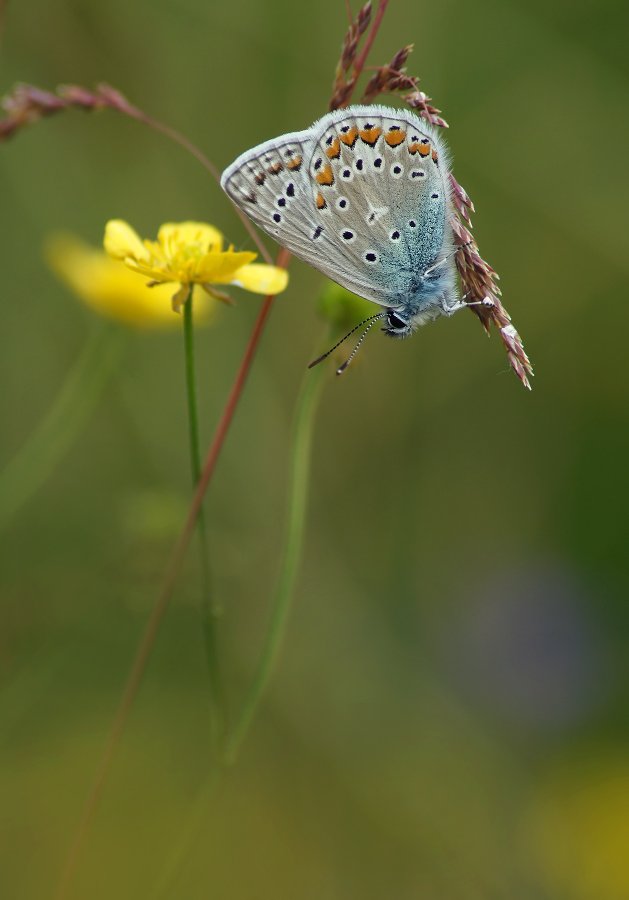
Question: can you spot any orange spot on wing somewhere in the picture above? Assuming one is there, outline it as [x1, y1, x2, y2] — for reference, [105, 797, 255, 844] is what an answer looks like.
[385, 130, 406, 147]
[254, 171, 266, 185]
[340, 126, 358, 147]
[268, 162, 284, 175]
[359, 126, 382, 146]
[409, 141, 431, 157]
[286, 155, 302, 170]
[431, 148, 439, 163]
[315, 192, 327, 210]
[315, 163, 335, 186]
[326, 137, 341, 159]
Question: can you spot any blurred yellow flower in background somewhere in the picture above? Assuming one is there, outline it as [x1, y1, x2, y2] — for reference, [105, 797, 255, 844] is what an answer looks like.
[45, 234, 217, 329]
[524, 754, 629, 899]
[104, 220, 289, 311]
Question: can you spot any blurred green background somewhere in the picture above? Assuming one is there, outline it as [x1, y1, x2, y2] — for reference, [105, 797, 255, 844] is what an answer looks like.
[2, 0, 629, 897]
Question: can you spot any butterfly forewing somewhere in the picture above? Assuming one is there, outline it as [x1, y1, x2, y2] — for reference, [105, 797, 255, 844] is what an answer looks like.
[221, 105, 452, 308]
[221, 131, 311, 244]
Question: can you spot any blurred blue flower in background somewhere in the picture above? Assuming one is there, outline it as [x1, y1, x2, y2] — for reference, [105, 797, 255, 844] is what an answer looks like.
[442, 563, 605, 732]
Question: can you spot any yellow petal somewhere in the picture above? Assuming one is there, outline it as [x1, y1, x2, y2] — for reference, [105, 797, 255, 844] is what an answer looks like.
[229, 263, 289, 295]
[104, 219, 150, 262]
[196, 251, 257, 284]
[157, 221, 224, 254]
[122, 258, 178, 284]
[45, 234, 217, 330]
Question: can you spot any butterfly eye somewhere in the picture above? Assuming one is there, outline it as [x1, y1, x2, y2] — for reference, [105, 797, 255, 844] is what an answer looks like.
[387, 310, 409, 331]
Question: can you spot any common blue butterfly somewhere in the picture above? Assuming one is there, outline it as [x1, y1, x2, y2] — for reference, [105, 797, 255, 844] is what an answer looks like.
[221, 105, 492, 369]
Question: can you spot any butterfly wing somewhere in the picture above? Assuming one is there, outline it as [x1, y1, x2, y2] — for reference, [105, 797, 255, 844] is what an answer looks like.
[220, 128, 349, 284]
[220, 105, 453, 308]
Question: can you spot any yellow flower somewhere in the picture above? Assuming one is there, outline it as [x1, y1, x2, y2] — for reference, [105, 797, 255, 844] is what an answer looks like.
[45, 234, 217, 329]
[104, 220, 288, 311]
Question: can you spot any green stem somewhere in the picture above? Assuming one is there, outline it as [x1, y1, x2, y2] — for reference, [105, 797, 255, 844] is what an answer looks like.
[182, 291, 204, 486]
[182, 291, 227, 748]
[225, 355, 328, 763]
[150, 767, 221, 899]
[0, 325, 124, 531]
[148, 338, 328, 896]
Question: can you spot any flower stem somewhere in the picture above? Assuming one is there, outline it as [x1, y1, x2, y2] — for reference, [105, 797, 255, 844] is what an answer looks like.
[183, 293, 203, 484]
[225, 351, 328, 763]
[0, 325, 124, 531]
[53, 273, 287, 900]
[148, 334, 328, 896]
[150, 767, 222, 899]
[182, 291, 226, 748]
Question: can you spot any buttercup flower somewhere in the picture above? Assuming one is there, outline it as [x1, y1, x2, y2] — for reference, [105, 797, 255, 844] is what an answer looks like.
[45, 234, 216, 329]
[104, 220, 288, 311]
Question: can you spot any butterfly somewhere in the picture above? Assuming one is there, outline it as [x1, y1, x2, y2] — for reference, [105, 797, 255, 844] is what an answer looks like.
[221, 104, 489, 371]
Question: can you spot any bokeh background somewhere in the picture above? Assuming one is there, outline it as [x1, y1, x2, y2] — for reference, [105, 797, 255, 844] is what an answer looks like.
[2, 0, 629, 897]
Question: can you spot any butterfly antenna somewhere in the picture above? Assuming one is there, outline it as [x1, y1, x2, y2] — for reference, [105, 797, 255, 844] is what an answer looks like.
[336, 314, 384, 375]
[308, 312, 385, 369]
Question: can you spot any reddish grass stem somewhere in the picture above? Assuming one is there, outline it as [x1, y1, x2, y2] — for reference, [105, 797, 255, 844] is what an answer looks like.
[54, 2, 392, 893]
[0, 82, 272, 265]
[352, 0, 390, 84]
[53, 249, 289, 900]
[133, 110, 273, 265]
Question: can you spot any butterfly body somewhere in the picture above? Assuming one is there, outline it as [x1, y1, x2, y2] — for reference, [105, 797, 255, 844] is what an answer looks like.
[221, 105, 458, 339]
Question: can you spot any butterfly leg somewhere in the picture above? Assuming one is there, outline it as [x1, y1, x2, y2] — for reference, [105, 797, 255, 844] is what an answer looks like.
[441, 294, 495, 316]
[440, 294, 468, 316]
